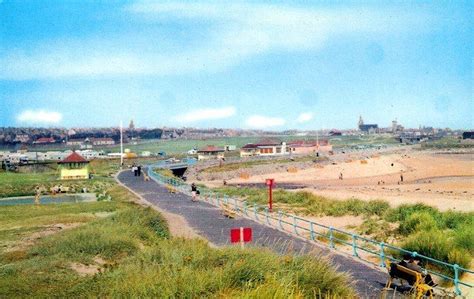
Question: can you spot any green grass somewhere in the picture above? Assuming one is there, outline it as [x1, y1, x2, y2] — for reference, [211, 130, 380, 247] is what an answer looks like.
[0, 176, 354, 298]
[420, 136, 474, 149]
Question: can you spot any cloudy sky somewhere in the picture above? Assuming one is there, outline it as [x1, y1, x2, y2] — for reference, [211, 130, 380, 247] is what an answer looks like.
[0, 1, 472, 129]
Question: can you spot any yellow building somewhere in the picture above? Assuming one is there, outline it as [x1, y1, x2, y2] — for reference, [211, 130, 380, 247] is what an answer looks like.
[58, 152, 90, 180]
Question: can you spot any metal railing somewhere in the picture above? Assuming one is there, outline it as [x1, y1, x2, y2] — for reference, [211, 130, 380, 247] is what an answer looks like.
[147, 166, 473, 296]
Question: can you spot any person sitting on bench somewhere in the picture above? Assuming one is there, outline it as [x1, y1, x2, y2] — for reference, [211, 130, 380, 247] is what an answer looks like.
[399, 254, 436, 287]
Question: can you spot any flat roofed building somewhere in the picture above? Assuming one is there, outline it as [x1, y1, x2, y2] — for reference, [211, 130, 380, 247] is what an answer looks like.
[240, 140, 287, 157]
[287, 140, 332, 155]
[197, 145, 225, 160]
[66, 138, 85, 146]
[90, 138, 115, 146]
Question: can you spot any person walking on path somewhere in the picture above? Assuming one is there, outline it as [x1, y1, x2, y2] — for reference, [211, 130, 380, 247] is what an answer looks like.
[195, 189, 200, 201]
[400, 173, 404, 183]
[132, 164, 138, 176]
[191, 183, 197, 201]
[137, 165, 142, 176]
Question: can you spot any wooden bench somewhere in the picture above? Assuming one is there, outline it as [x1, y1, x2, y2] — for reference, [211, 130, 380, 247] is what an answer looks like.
[385, 262, 433, 299]
[220, 203, 236, 219]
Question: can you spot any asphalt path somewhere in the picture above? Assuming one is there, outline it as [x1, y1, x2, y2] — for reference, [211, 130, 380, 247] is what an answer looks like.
[117, 170, 390, 297]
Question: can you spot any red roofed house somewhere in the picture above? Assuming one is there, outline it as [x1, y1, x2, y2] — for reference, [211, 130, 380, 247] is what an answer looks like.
[33, 137, 55, 144]
[58, 152, 90, 180]
[197, 145, 225, 161]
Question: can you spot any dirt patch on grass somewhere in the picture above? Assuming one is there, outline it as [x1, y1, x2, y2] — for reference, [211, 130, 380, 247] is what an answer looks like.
[94, 211, 116, 218]
[70, 262, 101, 276]
[5, 223, 83, 253]
[70, 255, 109, 277]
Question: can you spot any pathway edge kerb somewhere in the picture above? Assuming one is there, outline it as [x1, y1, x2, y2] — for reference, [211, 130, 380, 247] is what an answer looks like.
[114, 170, 210, 244]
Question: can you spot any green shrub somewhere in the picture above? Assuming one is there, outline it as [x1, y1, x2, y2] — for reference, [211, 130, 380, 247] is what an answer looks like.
[402, 229, 470, 270]
[454, 223, 474, 254]
[440, 210, 473, 230]
[398, 212, 438, 236]
[447, 248, 472, 269]
[384, 203, 439, 222]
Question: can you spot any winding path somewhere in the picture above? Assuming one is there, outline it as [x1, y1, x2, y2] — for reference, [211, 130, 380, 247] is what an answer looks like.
[117, 170, 389, 297]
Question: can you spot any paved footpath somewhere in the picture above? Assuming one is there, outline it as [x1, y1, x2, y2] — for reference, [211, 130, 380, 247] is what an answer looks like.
[118, 170, 389, 297]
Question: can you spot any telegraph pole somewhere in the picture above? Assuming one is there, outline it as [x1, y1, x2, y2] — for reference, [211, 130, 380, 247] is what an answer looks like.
[120, 121, 123, 168]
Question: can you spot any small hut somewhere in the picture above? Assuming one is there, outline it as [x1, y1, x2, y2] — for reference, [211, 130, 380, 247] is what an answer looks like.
[58, 152, 89, 180]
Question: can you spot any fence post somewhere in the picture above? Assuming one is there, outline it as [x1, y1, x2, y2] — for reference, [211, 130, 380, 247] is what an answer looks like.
[453, 264, 461, 295]
[310, 222, 315, 241]
[233, 198, 239, 212]
[253, 203, 258, 220]
[278, 210, 284, 230]
[329, 227, 334, 248]
[265, 207, 270, 225]
[292, 216, 298, 235]
[351, 234, 358, 257]
[379, 242, 386, 267]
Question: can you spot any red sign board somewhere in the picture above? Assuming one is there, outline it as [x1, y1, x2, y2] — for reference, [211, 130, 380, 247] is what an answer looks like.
[230, 227, 252, 243]
[265, 178, 274, 186]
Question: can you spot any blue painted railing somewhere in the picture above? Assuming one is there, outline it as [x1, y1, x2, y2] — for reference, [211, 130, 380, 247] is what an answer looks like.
[147, 166, 473, 296]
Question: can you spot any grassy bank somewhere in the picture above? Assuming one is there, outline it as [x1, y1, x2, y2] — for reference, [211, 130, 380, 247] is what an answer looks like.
[0, 182, 354, 297]
[213, 186, 473, 271]
[202, 156, 327, 173]
[420, 136, 474, 149]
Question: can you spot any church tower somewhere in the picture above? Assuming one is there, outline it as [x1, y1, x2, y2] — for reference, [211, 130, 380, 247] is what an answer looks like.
[358, 115, 364, 129]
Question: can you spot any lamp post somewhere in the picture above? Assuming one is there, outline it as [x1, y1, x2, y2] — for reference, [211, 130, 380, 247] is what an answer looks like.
[265, 178, 275, 212]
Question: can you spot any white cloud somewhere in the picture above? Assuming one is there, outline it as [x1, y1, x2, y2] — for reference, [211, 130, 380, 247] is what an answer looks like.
[17, 110, 63, 124]
[0, 2, 432, 80]
[297, 112, 313, 123]
[245, 115, 286, 129]
[176, 106, 236, 122]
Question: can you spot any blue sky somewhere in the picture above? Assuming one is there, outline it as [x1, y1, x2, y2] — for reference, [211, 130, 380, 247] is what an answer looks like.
[0, 1, 472, 129]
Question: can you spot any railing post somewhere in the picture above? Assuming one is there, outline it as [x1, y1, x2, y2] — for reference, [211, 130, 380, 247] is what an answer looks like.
[243, 201, 248, 216]
[310, 222, 315, 241]
[253, 203, 258, 220]
[216, 193, 220, 206]
[224, 195, 229, 205]
[453, 264, 461, 295]
[329, 227, 334, 248]
[379, 242, 386, 267]
[351, 234, 358, 257]
[232, 198, 238, 212]
[278, 210, 284, 230]
[265, 207, 270, 225]
[292, 216, 298, 235]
